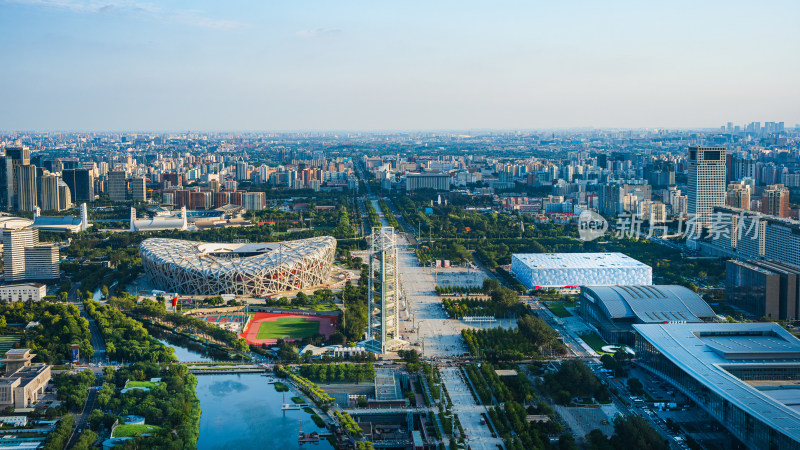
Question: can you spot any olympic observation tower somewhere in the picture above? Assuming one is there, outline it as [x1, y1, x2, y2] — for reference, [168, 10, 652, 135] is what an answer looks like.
[359, 227, 406, 354]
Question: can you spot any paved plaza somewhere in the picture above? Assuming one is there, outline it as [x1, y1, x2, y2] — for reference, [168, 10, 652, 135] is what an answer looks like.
[440, 366, 504, 450]
[373, 197, 504, 448]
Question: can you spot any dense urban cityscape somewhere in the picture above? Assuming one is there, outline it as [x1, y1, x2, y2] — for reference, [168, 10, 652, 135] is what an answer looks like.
[2, 0, 798, 449]
[0, 124, 794, 450]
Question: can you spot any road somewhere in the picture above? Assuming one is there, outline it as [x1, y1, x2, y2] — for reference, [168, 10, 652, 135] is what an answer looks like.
[532, 300, 685, 449]
[75, 298, 108, 364]
[69, 285, 107, 364]
[532, 302, 595, 359]
[66, 373, 101, 449]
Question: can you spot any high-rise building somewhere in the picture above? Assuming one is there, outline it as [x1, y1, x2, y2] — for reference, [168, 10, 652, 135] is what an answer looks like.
[214, 192, 229, 208]
[107, 170, 127, 202]
[62, 169, 94, 203]
[38, 173, 61, 212]
[0, 146, 30, 211]
[242, 192, 265, 211]
[1, 228, 37, 282]
[762, 184, 790, 218]
[0, 227, 58, 283]
[57, 181, 73, 211]
[235, 161, 249, 181]
[15, 165, 37, 212]
[130, 177, 147, 202]
[709, 205, 800, 266]
[405, 173, 450, 192]
[666, 186, 687, 216]
[229, 191, 243, 206]
[0, 157, 13, 211]
[24, 245, 59, 281]
[4, 147, 30, 165]
[726, 260, 800, 321]
[726, 182, 751, 210]
[687, 146, 726, 230]
[189, 191, 211, 210]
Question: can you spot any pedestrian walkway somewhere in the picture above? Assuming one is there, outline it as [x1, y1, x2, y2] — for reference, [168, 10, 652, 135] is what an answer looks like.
[440, 366, 504, 450]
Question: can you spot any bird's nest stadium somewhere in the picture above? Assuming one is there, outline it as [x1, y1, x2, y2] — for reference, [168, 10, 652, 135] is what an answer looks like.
[139, 237, 336, 296]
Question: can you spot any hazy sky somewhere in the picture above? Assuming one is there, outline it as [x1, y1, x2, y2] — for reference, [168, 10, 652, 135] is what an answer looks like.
[1, 0, 798, 131]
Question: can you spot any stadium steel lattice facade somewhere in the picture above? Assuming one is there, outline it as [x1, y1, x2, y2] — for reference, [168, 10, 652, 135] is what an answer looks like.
[139, 237, 336, 296]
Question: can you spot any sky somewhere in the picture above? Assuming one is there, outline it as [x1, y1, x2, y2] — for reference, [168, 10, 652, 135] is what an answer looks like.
[1, 0, 799, 131]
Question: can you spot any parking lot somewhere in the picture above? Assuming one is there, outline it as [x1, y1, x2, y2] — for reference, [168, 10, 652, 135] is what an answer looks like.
[554, 405, 615, 438]
[434, 268, 489, 288]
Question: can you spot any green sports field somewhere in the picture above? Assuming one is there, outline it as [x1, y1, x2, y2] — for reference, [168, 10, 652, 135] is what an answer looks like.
[256, 318, 320, 339]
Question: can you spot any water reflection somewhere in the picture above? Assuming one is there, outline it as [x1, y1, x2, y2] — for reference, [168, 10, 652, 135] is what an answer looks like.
[196, 374, 332, 450]
[145, 324, 224, 362]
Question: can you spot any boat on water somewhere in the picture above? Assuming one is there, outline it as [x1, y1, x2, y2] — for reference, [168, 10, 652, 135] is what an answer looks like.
[282, 403, 302, 410]
[298, 431, 320, 443]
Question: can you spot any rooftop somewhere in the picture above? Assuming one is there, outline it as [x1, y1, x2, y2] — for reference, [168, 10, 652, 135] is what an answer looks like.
[513, 252, 650, 269]
[634, 322, 800, 444]
[32, 216, 81, 227]
[582, 285, 715, 323]
[0, 217, 33, 230]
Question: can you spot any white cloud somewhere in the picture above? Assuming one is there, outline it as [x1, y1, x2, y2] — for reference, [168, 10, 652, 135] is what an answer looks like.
[5, 0, 249, 30]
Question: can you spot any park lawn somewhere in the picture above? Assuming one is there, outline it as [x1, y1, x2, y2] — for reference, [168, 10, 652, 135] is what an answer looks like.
[256, 318, 320, 340]
[580, 332, 611, 355]
[126, 381, 163, 389]
[546, 302, 573, 318]
[113, 424, 164, 438]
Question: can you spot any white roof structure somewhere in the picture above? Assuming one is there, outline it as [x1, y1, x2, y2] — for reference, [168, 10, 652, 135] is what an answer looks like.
[140, 236, 336, 296]
[582, 285, 715, 323]
[0, 216, 33, 230]
[511, 252, 652, 289]
[635, 322, 800, 448]
[130, 207, 187, 232]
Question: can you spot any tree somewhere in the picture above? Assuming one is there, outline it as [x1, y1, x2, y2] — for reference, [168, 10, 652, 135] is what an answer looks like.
[627, 377, 644, 396]
[88, 409, 104, 431]
[558, 433, 579, 450]
[294, 292, 309, 306]
[398, 349, 420, 364]
[600, 354, 624, 377]
[100, 285, 109, 299]
[585, 429, 614, 450]
[328, 331, 346, 345]
[483, 278, 501, 293]
[610, 415, 668, 450]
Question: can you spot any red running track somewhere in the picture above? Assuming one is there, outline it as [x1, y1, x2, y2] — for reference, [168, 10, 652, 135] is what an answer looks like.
[240, 312, 338, 346]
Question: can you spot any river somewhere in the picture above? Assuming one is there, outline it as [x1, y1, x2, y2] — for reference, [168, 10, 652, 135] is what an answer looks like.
[158, 336, 332, 449]
[146, 324, 227, 362]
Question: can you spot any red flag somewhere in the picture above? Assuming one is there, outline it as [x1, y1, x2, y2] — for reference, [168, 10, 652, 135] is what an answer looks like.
[172, 295, 178, 308]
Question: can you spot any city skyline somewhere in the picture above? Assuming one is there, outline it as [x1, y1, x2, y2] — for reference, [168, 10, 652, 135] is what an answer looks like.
[1, 0, 799, 131]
